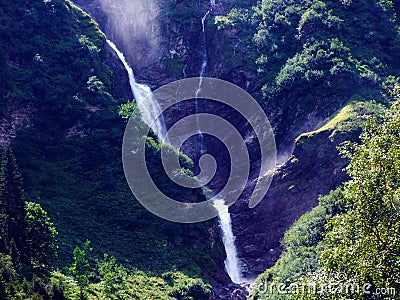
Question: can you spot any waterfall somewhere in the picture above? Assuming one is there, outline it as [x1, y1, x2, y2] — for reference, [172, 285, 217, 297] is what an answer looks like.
[194, 7, 212, 156]
[106, 39, 167, 141]
[195, 6, 211, 97]
[213, 200, 243, 284]
[193, 1, 243, 284]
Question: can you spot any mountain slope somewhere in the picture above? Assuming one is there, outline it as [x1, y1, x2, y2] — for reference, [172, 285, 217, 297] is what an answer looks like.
[0, 0, 227, 297]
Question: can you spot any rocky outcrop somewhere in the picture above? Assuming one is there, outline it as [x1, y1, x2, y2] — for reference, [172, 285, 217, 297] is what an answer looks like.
[0, 102, 36, 150]
[230, 126, 357, 277]
[211, 282, 252, 300]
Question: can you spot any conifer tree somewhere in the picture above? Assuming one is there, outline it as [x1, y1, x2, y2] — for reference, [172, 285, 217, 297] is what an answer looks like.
[0, 148, 29, 269]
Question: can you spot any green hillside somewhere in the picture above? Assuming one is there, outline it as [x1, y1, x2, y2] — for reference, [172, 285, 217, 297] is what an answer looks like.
[1, 0, 400, 298]
[0, 0, 221, 298]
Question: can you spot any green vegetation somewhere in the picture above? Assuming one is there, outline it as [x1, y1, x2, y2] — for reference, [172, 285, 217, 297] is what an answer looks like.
[213, 1, 261, 72]
[252, 189, 346, 300]
[158, 0, 202, 78]
[253, 0, 400, 87]
[0, 0, 222, 298]
[3, 0, 400, 298]
[296, 100, 385, 141]
[253, 92, 400, 299]
[212, 0, 400, 147]
[69, 240, 92, 298]
[0, 149, 59, 298]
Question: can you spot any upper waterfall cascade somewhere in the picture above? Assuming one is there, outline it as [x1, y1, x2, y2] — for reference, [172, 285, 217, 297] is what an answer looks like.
[194, 3, 213, 155]
[106, 39, 167, 142]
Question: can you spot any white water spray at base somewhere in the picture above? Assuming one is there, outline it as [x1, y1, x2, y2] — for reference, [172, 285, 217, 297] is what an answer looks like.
[213, 199, 243, 284]
[106, 39, 167, 141]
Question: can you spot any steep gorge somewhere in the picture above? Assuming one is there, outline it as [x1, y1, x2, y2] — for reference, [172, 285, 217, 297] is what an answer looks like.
[69, 0, 400, 283]
[2, 0, 400, 298]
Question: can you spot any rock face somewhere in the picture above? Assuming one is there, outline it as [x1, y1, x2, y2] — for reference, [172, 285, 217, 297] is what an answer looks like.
[104, 45, 133, 101]
[211, 282, 252, 300]
[71, 0, 356, 289]
[0, 102, 35, 149]
[73, 0, 162, 68]
[73, 0, 176, 90]
[230, 128, 355, 277]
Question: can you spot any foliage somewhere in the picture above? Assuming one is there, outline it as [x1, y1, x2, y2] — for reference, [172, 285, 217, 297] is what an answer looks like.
[319, 100, 400, 296]
[119, 101, 141, 119]
[215, 8, 255, 30]
[213, 1, 261, 73]
[0, 150, 63, 298]
[0, 254, 25, 299]
[254, 93, 400, 299]
[0, 0, 114, 132]
[165, 271, 212, 300]
[254, 0, 400, 84]
[252, 188, 345, 300]
[25, 201, 58, 276]
[97, 253, 127, 296]
[68, 240, 93, 298]
[296, 100, 385, 141]
[0, 1, 222, 298]
[208, 0, 400, 154]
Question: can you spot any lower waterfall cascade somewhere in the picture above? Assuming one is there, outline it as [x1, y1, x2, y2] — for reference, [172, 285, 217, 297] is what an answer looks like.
[213, 199, 243, 284]
[196, 0, 244, 285]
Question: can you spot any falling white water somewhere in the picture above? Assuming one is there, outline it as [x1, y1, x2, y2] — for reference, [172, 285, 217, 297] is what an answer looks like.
[106, 39, 167, 141]
[195, 9, 210, 99]
[213, 199, 243, 284]
[194, 8, 212, 156]
[195, 9, 243, 283]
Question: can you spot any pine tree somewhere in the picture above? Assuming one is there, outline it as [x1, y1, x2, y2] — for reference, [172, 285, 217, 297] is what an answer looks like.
[0, 148, 29, 269]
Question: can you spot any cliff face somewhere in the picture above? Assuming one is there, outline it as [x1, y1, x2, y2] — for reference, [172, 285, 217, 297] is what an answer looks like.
[72, 0, 175, 87]
[0, 102, 35, 149]
[70, 0, 400, 286]
[72, 0, 162, 66]
[232, 128, 351, 276]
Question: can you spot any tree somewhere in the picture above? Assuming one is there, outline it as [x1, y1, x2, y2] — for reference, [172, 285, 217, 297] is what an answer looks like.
[320, 100, 400, 296]
[25, 202, 58, 276]
[0, 148, 28, 270]
[0, 253, 24, 299]
[98, 253, 127, 296]
[68, 240, 92, 299]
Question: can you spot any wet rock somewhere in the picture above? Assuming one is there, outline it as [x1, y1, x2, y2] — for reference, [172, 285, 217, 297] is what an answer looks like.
[211, 282, 252, 300]
[104, 46, 132, 101]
